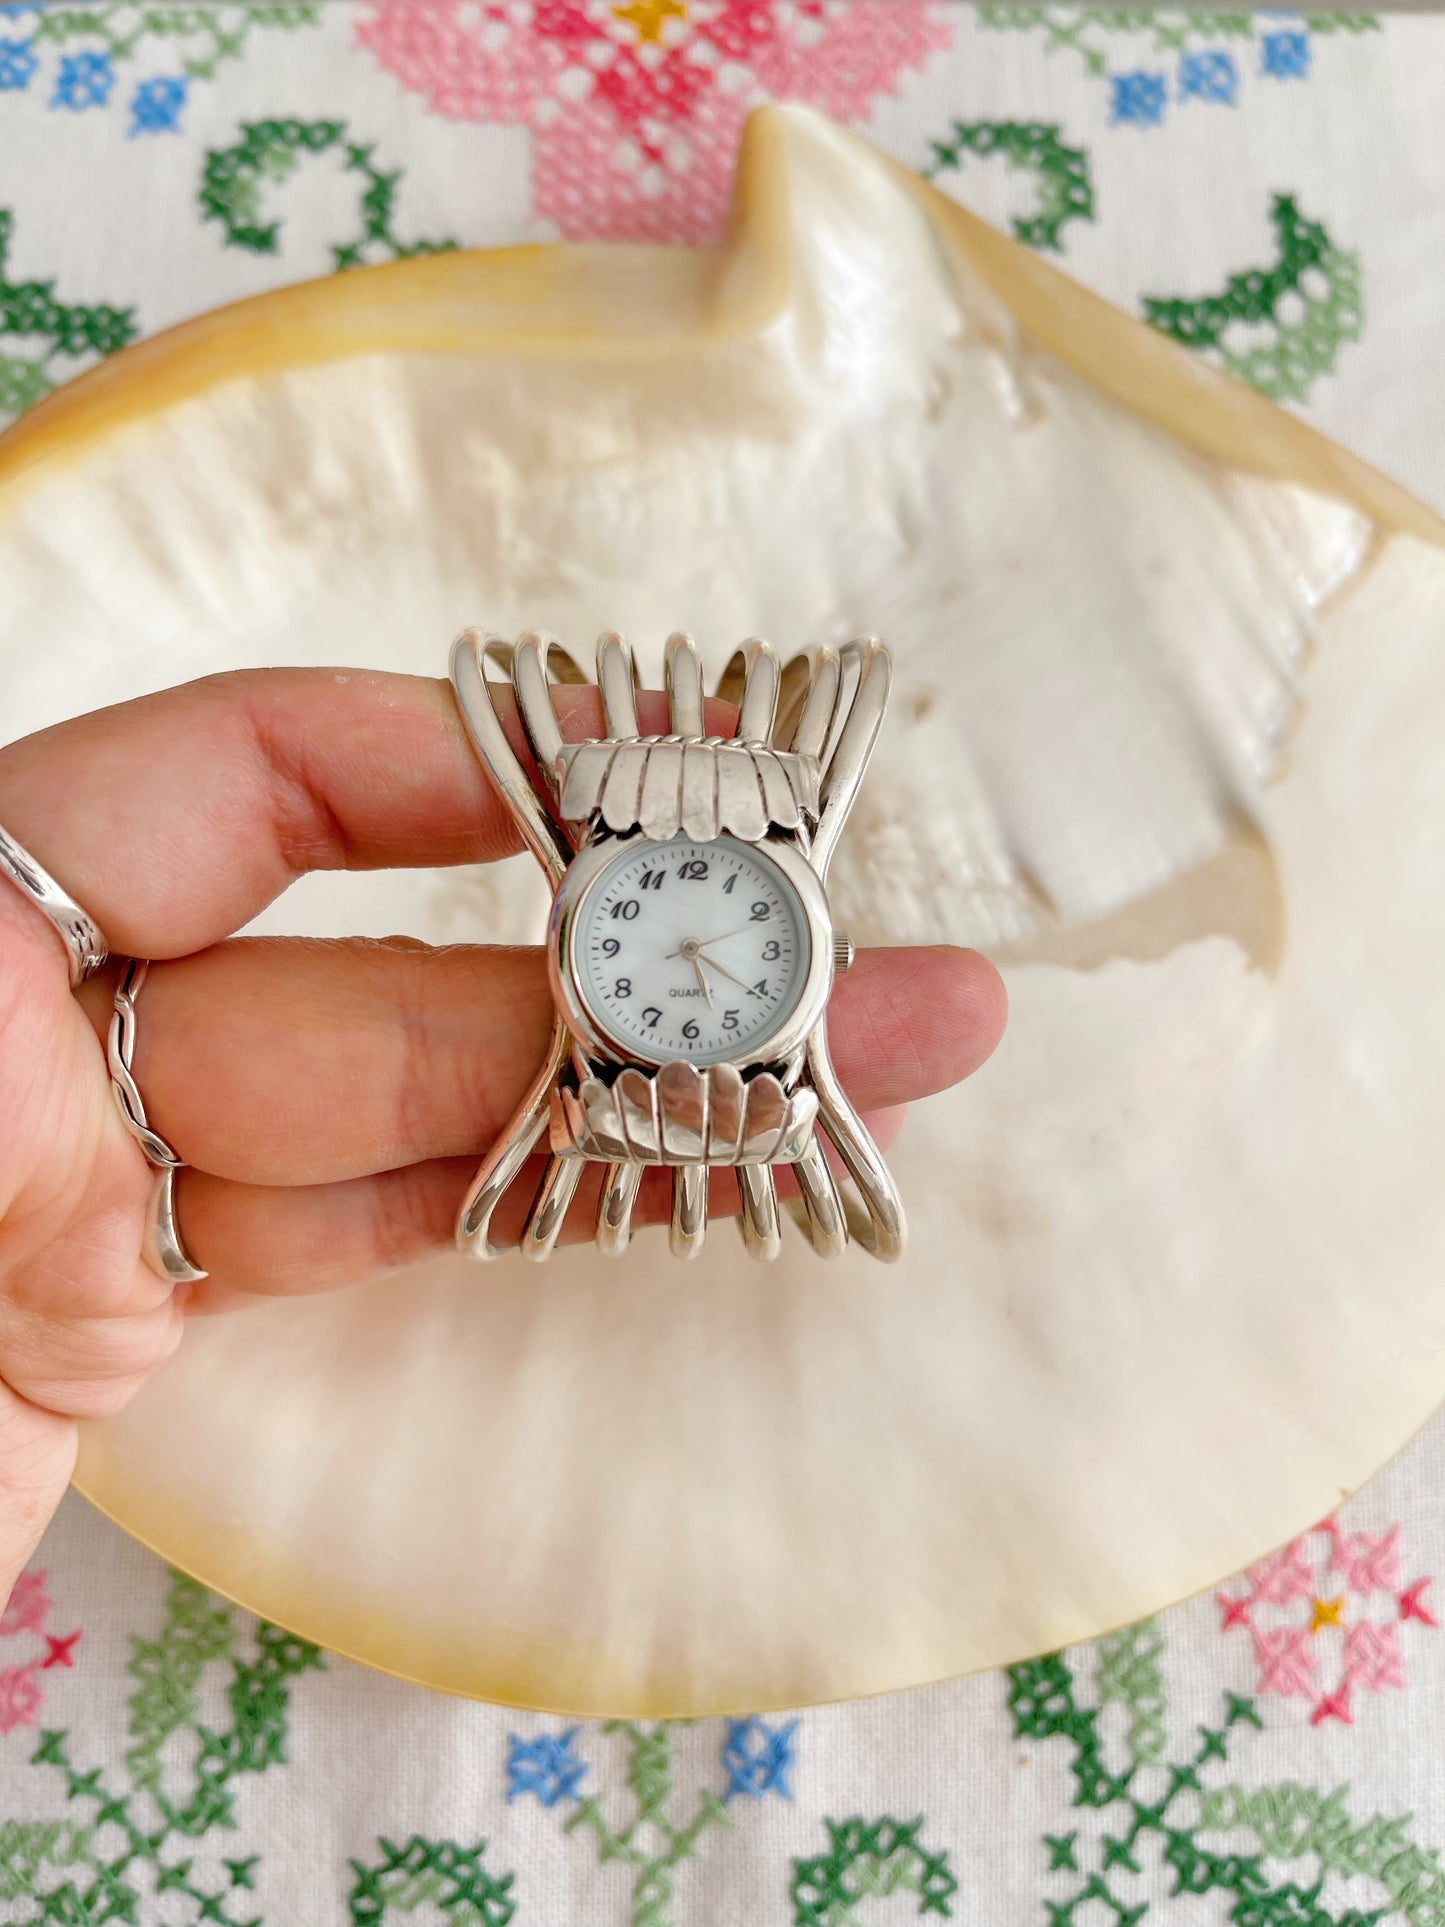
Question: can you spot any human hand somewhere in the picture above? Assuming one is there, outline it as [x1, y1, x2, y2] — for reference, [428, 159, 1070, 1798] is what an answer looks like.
[0, 669, 1007, 1603]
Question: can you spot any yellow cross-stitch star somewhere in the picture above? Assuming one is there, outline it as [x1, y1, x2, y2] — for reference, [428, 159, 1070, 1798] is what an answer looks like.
[614, 0, 685, 41]
[1310, 1595, 1346, 1633]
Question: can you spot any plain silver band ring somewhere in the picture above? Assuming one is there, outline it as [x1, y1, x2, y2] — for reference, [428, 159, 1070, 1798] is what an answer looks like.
[107, 958, 208, 1285]
[0, 821, 109, 989]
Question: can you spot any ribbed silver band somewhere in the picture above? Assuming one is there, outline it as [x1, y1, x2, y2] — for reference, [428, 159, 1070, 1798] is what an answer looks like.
[0, 820, 109, 988]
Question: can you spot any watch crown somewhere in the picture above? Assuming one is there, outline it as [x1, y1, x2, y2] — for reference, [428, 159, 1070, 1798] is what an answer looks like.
[832, 931, 855, 975]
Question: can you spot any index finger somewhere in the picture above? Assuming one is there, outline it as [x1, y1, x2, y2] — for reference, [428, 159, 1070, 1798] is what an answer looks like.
[0, 668, 729, 960]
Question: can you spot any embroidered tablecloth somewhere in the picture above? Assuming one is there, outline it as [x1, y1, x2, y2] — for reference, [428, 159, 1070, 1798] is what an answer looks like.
[4, 5, 1445, 1921]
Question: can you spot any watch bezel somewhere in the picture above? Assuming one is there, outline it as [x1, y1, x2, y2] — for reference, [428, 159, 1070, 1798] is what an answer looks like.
[548, 832, 834, 1072]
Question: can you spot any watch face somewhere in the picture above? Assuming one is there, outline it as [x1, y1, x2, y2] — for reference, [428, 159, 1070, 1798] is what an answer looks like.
[568, 834, 814, 1066]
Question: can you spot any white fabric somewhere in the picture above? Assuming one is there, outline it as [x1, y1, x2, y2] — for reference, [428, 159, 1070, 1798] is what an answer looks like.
[2, 6, 1444, 1919]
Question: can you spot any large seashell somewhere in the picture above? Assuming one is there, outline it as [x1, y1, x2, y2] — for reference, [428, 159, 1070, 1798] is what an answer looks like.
[4, 107, 1445, 1715]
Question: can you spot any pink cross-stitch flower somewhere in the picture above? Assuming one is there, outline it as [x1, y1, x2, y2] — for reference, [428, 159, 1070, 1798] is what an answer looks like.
[1245, 1539, 1314, 1606]
[0, 1665, 41, 1735]
[1329, 1521, 1403, 1594]
[1342, 1621, 1407, 1692]
[356, 0, 955, 242]
[1253, 1625, 1318, 1698]
[0, 1568, 50, 1638]
[1216, 1517, 1435, 1729]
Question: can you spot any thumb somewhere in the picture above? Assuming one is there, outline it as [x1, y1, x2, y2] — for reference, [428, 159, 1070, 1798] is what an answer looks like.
[0, 1386, 77, 1613]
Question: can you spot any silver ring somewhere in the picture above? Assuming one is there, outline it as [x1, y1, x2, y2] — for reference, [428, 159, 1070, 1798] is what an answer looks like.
[107, 959, 208, 1285]
[0, 820, 109, 988]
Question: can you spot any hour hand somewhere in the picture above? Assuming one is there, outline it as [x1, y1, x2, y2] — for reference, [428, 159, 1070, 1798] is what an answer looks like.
[664, 937, 715, 1008]
[697, 953, 760, 998]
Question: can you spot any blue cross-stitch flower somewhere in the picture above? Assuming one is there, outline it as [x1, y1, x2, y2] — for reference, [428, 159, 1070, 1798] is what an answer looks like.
[0, 35, 36, 89]
[1178, 49, 1238, 104]
[1108, 70, 1167, 127]
[722, 1716, 797, 1801]
[51, 49, 114, 109]
[507, 1728, 587, 1806]
[129, 74, 187, 136]
[1261, 29, 1311, 78]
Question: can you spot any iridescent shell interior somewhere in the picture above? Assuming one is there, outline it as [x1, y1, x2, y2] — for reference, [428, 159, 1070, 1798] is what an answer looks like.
[3, 107, 1444, 1714]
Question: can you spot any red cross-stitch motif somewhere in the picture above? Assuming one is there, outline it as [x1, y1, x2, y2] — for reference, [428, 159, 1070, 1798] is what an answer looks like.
[356, 0, 954, 242]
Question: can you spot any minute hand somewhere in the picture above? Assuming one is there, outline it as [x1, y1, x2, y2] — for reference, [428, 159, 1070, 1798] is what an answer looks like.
[694, 922, 767, 950]
[698, 952, 765, 997]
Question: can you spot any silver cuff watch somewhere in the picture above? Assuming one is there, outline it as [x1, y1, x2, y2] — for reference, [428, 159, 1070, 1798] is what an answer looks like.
[449, 629, 905, 1264]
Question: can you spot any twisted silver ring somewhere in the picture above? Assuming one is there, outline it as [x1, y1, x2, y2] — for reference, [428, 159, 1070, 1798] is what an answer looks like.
[0, 820, 109, 988]
[107, 959, 208, 1286]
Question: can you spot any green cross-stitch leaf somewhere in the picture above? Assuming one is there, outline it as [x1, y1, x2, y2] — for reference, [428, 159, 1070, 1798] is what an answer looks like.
[1142, 194, 1362, 401]
[791, 1817, 959, 1925]
[925, 118, 1095, 253]
[347, 1834, 517, 1926]
[200, 119, 458, 267]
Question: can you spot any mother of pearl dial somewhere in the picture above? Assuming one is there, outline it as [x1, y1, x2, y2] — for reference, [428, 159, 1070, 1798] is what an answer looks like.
[570, 834, 812, 1066]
